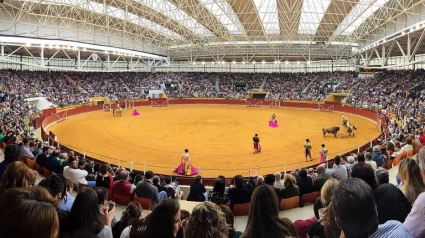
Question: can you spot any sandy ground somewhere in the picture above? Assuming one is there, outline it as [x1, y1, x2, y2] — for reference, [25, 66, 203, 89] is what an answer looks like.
[47, 105, 380, 177]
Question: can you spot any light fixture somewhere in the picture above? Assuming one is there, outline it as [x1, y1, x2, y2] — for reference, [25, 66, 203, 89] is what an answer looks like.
[104, 50, 108, 54]
[193, 62, 196, 65]
[73, 46, 78, 51]
[55, 45, 60, 49]
[212, 62, 215, 65]
[202, 61, 205, 65]
[307, 61, 311, 65]
[274, 61, 277, 64]
[222, 61, 225, 64]
[83, 48, 87, 51]
[26, 43, 31, 47]
[262, 60, 265, 64]
[49, 44, 53, 49]
[402, 31, 405, 36]
[252, 61, 256, 64]
[285, 61, 289, 64]
[40, 44, 45, 48]
[67, 45, 71, 49]
[297, 61, 300, 64]
[242, 61, 245, 64]
[232, 61, 236, 64]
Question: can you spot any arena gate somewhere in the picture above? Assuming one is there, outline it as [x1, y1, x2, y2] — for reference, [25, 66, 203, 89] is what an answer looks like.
[245, 91, 268, 107]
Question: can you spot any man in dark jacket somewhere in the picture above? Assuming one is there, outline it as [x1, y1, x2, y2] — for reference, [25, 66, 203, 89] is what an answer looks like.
[351, 163, 411, 224]
[187, 175, 206, 202]
[313, 165, 332, 191]
[228, 175, 253, 210]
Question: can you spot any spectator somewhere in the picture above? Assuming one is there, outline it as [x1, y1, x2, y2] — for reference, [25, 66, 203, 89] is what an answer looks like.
[112, 201, 142, 238]
[241, 185, 297, 238]
[398, 158, 425, 204]
[187, 175, 207, 202]
[63, 187, 114, 238]
[0, 187, 59, 238]
[352, 163, 411, 224]
[256, 175, 264, 187]
[0, 161, 38, 194]
[332, 178, 412, 238]
[228, 175, 253, 210]
[404, 147, 425, 237]
[365, 152, 377, 170]
[164, 176, 177, 199]
[135, 171, 160, 208]
[0, 144, 21, 178]
[273, 172, 284, 190]
[131, 174, 143, 194]
[63, 157, 95, 189]
[38, 174, 69, 230]
[130, 198, 181, 238]
[308, 179, 341, 238]
[371, 146, 385, 168]
[313, 164, 332, 191]
[219, 205, 242, 238]
[375, 168, 389, 185]
[94, 187, 117, 227]
[35, 146, 51, 169]
[208, 178, 229, 205]
[58, 178, 76, 212]
[418, 131, 425, 144]
[96, 164, 113, 189]
[112, 170, 132, 198]
[152, 175, 166, 193]
[280, 174, 300, 199]
[399, 138, 414, 155]
[45, 149, 61, 174]
[20, 137, 34, 159]
[297, 169, 313, 200]
[185, 202, 228, 238]
[331, 156, 347, 181]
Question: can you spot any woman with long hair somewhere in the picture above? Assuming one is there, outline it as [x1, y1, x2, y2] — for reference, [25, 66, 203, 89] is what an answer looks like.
[130, 198, 181, 238]
[219, 205, 242, 238]
[96, 164, 113, 189]
[208, 178, 229, 205]
[62, 187, 115, 237]
[112, 201, 142, 238]
[280, 174, 300, 199]
[185, 202, 228, 238]
[398, 158, 425, 204]
[241, 185, 297, 238]
[308, 179, 341, 238]
[0, 187, 59, 238]
[0, 161, 38, 194]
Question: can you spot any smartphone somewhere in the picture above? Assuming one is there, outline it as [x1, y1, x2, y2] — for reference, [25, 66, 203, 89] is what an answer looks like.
[108, 202, 115, 212]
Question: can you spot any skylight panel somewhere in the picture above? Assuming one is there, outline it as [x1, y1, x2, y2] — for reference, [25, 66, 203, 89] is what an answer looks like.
[137, 0, 213, 37]
[199, 0, 244, 35]
[127, 13, 184, 40]
[335, 0, 389, 36]
[253, 0, 279, 35]
[298, 0, 332, 35]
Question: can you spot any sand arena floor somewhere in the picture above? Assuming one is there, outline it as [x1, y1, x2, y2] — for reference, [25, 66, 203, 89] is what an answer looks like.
[47, 105, 381, 177]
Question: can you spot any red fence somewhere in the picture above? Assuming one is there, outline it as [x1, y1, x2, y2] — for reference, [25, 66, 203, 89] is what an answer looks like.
[38, 99, 383, 183]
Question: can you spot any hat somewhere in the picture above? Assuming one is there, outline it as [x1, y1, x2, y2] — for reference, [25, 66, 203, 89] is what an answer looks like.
[372, 146, 380, 152]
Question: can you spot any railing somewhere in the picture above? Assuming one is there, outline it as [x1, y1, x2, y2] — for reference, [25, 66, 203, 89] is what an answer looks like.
[38, 98, 384, 184]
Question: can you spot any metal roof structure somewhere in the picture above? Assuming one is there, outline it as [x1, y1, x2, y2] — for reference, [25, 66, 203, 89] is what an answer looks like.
[1, 0, 425, 69]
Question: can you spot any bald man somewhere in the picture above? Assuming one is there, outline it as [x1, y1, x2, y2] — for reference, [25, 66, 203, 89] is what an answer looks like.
[313, 165, 332, 192]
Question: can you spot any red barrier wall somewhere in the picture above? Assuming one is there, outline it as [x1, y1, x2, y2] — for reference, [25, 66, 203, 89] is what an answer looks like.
[39, 99, 382, 181]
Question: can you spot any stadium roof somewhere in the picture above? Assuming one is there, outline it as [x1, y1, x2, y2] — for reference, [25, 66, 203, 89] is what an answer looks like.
[0, 0, 424, 62]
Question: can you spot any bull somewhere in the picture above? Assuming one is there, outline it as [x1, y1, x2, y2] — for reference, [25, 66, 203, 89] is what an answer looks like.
[322, 127, 340, 138]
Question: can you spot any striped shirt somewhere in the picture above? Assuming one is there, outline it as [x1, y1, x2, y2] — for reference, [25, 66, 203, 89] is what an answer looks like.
[369, 220, 412, 238]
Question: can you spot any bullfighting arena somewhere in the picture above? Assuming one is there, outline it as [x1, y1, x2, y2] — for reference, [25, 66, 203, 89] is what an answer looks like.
[46, 104, 381, 177]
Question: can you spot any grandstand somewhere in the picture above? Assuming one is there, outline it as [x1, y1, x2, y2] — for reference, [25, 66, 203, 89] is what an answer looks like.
[1, 1, 425, 238]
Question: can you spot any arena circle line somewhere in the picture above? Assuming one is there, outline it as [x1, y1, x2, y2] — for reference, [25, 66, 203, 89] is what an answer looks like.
[41, 99, 382, 178]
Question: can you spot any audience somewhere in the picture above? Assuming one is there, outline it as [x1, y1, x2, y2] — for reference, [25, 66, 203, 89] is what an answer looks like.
[219, 205, 242, 238]
[0, 161, 38, 194]
[112, 201, 142, 238]
[280, 174, 300, 199]
[62, 187, 114, 237]
[228, 175, 253, 210]
[112, 170, 132, 198]
[241, 185, 297, 238]
[134, 170, 160, 207]
[0, 144, 21, 178]
[313, 164, 332, 191]
[332, 178, 412, 238]
[187, 175, 207, 202]
[0, 187, 59, 238]
[208, 178, 229, 205]
[58, 178, 76, 212]
[331, 156, 347, 181]
[398, 158, 425, 204]
[185, 202, 228, 238]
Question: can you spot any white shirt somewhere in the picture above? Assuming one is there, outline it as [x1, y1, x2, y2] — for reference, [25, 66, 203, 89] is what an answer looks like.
[63, 166, 88, 186]
[366, 160, 378, 170]
[399, 144, 413, 155]
[120, 226, 131, 238]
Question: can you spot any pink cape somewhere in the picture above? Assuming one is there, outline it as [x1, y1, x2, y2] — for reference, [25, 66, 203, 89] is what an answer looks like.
[269, 120, 279, 128]
[132, 111, 140, 116]
[173, 164, 199, 176]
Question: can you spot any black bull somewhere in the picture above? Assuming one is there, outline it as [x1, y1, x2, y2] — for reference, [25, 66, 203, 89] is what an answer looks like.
[322, 127, 340, 138]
